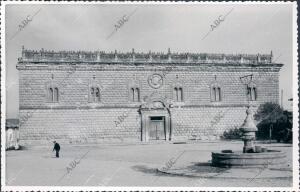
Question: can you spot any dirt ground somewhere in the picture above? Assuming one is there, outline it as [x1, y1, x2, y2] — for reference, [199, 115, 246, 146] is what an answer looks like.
[5, 141, 293, 187]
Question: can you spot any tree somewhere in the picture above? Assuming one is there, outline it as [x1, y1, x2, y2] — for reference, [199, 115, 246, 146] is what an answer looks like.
[254, 102, 292, 143]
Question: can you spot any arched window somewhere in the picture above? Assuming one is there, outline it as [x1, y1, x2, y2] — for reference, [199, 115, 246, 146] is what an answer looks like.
[95, 88, 100, 102]
[179, 87, 183, 101]
[174, 87, 183, 102]
[253, 87, 257, 100]
[211, 86, 221, 102]
[89, 86, 101, 102]
[217, 87, 221, 101]
[131, 88, 135, 102]
[54, 87, 59, 102]
[247, 86, 257, 101]
[130, 87, 140, 102]
[48, 87, 59, 103]
[135, 88, 140, 102]
[49, 88, 54, 102]
[91, 87, 94, 101]
[213, 87, 216, 101]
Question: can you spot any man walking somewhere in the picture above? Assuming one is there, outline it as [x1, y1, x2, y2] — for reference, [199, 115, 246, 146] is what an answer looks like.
[53, 141, 60, 158]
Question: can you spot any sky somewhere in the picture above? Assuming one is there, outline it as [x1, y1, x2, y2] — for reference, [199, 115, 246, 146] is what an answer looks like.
[4, 3, 295, 118]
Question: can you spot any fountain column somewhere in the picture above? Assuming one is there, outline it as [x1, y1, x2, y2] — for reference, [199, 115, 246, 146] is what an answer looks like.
[240, 106, 257, 153]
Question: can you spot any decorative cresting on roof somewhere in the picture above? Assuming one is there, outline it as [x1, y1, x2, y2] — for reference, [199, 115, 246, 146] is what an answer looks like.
[19, 46, 274, 64]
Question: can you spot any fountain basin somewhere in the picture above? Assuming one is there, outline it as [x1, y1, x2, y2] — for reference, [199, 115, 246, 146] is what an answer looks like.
[211, 150, 286, 168]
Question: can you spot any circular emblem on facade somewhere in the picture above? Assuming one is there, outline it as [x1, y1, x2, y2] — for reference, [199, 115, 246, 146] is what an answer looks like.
[148, 74, 163, 89]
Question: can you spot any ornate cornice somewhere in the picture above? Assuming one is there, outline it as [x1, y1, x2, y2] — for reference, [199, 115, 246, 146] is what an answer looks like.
[19, 104, 258, 110]
[18, 47, 281, 66]
[16, 63, 283, 72]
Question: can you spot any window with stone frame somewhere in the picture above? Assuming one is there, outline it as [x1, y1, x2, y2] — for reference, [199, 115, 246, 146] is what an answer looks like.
[130, 87, 140, 102]
[247, 86, 257, 101]
[54, 87, 59, 102]
[48, 86, 59, 103]
[211, 86, 222, 102]
[174, 86, 183, 102]
[90, 86, 101, 102]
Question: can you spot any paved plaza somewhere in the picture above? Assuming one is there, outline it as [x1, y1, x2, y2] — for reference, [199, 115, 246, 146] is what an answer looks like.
[6, 141, 292, 187]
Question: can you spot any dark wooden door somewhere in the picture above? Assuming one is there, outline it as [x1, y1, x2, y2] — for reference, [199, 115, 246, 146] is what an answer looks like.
[149, 117, 165, 140]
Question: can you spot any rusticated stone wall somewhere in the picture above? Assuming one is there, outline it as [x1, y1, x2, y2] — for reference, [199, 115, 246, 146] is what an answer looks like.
[170, 106, 248, 141]
[19, 108, 141, 145]
[19, 106, 249, 145]
[17, 50, 282, 144]
[18, 65, 280, 108]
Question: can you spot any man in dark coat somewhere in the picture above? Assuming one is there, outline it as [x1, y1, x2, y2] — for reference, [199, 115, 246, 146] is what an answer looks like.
[53, 141, 60, 158]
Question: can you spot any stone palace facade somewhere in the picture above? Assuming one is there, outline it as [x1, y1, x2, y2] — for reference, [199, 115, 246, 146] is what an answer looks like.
[17, 47, 283, 144]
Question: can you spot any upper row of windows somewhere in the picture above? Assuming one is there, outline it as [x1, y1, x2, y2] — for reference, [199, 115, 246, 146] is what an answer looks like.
[47, 86, 257, 103]
[48, 87, 59, 102]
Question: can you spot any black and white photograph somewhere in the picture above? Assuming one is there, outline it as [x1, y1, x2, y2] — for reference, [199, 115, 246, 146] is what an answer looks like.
[1, 1, 299, 191]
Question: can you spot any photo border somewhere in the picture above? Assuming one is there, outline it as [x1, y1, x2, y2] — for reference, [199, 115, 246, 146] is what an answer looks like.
[1, 1, 298, 191]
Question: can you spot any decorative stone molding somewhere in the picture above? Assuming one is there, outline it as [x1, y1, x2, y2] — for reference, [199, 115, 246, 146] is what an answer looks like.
[172, 75, 184, 103]
[19, 103, 258, 110]
[148, 73, 163, 89]
[18, 47, 275, 65]
[87, 75, 103, 103]
[128, 75, 141, 102]
[210, 75, 223, 102]
[139, 101, 171, 142]
[45, 75, 60, 103]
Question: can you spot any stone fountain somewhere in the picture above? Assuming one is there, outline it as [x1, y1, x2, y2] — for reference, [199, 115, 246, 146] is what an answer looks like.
[211, 106, 286, 168]
[157, 105, 290, 181]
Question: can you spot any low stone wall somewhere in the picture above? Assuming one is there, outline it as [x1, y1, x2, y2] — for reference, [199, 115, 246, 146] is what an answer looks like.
[211, 150, 287, 167]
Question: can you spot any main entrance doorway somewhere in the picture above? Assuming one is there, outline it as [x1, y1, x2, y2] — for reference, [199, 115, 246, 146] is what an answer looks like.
[139, 101, 171, 142]
[149, 116, 165, 140]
